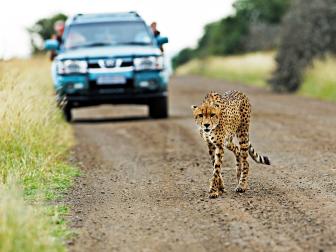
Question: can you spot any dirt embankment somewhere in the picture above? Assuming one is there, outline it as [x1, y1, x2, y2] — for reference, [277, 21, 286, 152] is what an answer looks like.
[66, 76, 336, 252]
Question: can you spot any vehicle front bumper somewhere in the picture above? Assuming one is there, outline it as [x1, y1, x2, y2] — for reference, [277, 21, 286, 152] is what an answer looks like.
[53, 68, 168, 107]
[67, 92, 167, 107]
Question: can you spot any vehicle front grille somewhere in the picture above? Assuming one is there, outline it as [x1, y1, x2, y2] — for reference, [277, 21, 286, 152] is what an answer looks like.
[88, 58, 133, 69]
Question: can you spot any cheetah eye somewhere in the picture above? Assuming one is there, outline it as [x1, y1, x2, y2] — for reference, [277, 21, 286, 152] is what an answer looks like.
[210, 113, 216, 117]
[198, 114, 203, 118]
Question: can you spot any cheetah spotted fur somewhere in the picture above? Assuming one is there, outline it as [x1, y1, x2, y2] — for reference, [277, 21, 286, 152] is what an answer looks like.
[191, 90, 270, 198]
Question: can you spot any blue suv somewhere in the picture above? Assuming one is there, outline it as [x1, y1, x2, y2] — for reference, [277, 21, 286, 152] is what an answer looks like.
[45, 12, 169, 121]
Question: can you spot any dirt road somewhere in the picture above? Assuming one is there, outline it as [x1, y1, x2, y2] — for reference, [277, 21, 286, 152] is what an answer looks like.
[67, 76, 336, 252]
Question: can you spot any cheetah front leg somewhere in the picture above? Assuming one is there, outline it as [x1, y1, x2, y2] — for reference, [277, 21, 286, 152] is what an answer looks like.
[207, 141, 225, 194]
[207, 141, 216, 165]
[209, 144, 224, 198]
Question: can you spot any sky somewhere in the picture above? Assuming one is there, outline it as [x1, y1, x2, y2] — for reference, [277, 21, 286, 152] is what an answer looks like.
[0, 0, 235, 59]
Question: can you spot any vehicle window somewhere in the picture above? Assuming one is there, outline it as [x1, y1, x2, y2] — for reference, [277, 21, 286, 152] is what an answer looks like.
[64, 21, 153, 49]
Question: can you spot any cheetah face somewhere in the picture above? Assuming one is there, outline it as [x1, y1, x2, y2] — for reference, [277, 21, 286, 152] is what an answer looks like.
[191, 103, 221, 133]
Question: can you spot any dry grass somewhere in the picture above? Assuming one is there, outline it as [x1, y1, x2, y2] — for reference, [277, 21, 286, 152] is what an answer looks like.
[176, 52, 275, 87]
[0, 180, 64, 252]
[0, 57, 77, 252]
[176, 52, 336, 102]
[300, 55, 336, 101]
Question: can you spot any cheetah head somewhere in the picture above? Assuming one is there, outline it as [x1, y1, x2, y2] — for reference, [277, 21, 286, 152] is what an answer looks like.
[191, 103, 221, 133]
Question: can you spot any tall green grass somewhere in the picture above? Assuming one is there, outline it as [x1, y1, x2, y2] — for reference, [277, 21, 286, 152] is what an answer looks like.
[176, 52, 336, 102]
[0, 57, 78, 252]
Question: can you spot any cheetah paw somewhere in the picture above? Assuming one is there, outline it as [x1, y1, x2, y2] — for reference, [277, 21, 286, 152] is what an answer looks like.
[235, 186, 246, 193]
[218, 188, 226, 195]
[209, 191, 219, 198]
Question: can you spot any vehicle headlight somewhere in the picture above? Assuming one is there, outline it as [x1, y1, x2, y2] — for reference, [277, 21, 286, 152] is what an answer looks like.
[134, 56, 164, 71]
[56, 60, 88, 74]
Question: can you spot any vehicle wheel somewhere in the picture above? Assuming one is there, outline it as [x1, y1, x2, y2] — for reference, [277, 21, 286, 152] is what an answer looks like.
[63, 106, 72, 122]
[149, 97, 168, 119]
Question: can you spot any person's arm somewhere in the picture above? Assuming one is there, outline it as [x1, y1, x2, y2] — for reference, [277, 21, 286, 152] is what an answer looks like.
[49, 34, 58, 61]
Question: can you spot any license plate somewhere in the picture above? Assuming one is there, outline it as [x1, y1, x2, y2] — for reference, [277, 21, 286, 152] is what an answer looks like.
[97, 76, 126, 85]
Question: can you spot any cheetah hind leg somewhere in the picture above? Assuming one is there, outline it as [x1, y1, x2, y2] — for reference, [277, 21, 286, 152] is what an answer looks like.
[225, 138, 241, 185]
[236, 133, 250, 193]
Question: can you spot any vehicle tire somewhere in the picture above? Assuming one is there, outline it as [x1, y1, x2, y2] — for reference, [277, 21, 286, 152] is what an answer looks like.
[63, 106, 72, 122]
[149, 97, 168, 119]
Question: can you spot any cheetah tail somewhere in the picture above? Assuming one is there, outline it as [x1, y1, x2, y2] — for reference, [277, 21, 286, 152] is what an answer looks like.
[248, 143, 271, 165]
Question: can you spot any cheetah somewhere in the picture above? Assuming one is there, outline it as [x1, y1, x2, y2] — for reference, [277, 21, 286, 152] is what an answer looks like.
[191, 90, 270, 198]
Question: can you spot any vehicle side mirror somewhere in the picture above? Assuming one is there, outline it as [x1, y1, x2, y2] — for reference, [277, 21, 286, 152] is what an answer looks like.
[156, 36, 168, 46]
[44, 39, 59, 50]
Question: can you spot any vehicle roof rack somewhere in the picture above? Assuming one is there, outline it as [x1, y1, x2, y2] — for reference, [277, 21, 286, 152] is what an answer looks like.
[68, 12, 143, 24]
[73, 13, 83, 21]
[129, 11, 140, 17]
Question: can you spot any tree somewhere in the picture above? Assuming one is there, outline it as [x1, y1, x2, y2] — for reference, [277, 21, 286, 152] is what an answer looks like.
[196, 15, 249, 56]
[27, 13, 67, 54]
[172, 48, 195, 70]
[173, 0, 291, 69]
[234, 0, 291, 24]
[269, 0, 336, 92]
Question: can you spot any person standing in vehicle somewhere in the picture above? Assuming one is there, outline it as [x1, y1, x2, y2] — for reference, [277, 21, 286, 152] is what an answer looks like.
[150, 22, 163, 53]
[150, 22, 160, 37]
[50, 20, 65, 60]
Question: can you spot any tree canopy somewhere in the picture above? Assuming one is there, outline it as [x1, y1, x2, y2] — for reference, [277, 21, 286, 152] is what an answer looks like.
[172, 0, 291, 69]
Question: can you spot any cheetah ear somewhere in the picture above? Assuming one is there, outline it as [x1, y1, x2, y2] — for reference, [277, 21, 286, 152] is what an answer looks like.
[191, 105, 198, 111]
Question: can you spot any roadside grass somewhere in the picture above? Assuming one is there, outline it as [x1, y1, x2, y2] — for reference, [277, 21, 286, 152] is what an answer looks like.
[299, 56, 336, 101]
[176, 52, 275, 88]
[176, 52, 336, 102]
[0, 57, 78, 252]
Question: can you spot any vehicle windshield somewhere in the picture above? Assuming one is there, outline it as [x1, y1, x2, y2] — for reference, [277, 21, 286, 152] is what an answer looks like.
[64, 21, 153, 49]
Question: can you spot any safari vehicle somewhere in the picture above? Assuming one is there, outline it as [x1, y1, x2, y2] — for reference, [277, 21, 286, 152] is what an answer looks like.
[45, 12, 169, 121]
